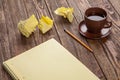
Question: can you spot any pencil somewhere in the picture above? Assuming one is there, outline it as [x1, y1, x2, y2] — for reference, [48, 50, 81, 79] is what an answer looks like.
[64, 29, 93, 53]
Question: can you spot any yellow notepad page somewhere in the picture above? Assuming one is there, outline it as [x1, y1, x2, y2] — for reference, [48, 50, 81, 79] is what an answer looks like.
[3, 38, 100, 80]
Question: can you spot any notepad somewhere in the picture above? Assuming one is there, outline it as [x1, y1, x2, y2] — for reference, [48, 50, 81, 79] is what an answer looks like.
[3, 38, 100, 80]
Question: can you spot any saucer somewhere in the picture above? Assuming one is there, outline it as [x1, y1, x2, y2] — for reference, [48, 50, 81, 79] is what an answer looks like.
[78, 21, 111, 39]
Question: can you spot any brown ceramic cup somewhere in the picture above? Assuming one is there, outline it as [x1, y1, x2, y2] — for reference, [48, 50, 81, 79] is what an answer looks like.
[84, 7, 112, 34]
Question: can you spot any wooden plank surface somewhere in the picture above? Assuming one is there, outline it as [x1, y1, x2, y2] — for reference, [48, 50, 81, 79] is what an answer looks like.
[0, 0, 120, 80]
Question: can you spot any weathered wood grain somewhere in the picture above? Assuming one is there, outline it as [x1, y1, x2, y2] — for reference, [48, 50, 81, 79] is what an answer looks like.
[89, 0, 120, 79]
[0, 0, 120, 80]
[65, 0, 106, 79]
[74, 0, 118, 80]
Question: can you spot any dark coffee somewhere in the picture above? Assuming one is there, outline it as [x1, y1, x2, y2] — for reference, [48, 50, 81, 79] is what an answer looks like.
[87, 15, 105, 21]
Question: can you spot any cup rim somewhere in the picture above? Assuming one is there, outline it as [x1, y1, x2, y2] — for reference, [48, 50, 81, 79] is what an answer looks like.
[85, 7, 107, 21]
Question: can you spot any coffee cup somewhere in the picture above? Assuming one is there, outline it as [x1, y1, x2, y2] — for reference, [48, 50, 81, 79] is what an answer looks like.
[84, 7, 112, 34]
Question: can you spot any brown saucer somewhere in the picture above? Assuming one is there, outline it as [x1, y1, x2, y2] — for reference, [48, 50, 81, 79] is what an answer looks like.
[79, 21, 111, 39]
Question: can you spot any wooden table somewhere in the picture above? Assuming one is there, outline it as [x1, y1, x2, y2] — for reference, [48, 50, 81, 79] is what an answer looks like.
[0, 0, 120, 80]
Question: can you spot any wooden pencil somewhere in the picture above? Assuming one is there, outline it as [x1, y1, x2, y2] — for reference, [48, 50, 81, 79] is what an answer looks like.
[64, 29, 93, 53]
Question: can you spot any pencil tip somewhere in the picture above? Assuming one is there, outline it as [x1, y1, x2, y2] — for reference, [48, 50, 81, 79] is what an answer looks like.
[91, 50, 94, 53]
[64, 28, 66, 32]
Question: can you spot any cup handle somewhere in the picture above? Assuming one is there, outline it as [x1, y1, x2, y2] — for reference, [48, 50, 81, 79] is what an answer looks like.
[104, 21, 112, 28]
